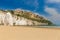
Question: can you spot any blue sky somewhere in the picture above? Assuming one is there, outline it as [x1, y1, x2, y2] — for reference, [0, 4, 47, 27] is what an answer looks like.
[0, 0, 60, 25]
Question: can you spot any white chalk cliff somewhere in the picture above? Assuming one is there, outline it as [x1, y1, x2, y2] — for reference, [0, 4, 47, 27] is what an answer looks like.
[0, 9, 53, 26]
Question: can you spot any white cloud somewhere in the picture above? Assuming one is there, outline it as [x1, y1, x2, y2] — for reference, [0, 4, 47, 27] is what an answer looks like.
[46, 0, 60, 3]
[33, 0, 39, 11]
[23, 0, 39, 11]
[45, 6, 60, 25]
[23, 0, 39, 7]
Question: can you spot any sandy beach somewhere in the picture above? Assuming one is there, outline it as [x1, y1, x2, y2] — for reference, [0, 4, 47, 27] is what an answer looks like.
[0, 26, 60, 40]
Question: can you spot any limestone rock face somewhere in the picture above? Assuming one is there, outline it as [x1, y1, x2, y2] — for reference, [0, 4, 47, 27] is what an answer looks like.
[0, 9, 53, 26]
[0, 12, 13, 25]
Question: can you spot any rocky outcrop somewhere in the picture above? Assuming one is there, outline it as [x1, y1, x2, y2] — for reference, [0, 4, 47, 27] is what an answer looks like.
[0, 9, 53, 26]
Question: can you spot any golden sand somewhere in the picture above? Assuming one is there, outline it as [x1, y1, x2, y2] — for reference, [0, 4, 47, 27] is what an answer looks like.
[0, 26, 60, 40]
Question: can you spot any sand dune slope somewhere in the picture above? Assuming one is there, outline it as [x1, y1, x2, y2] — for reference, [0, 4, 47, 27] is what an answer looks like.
[0, 26, 60, 40]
